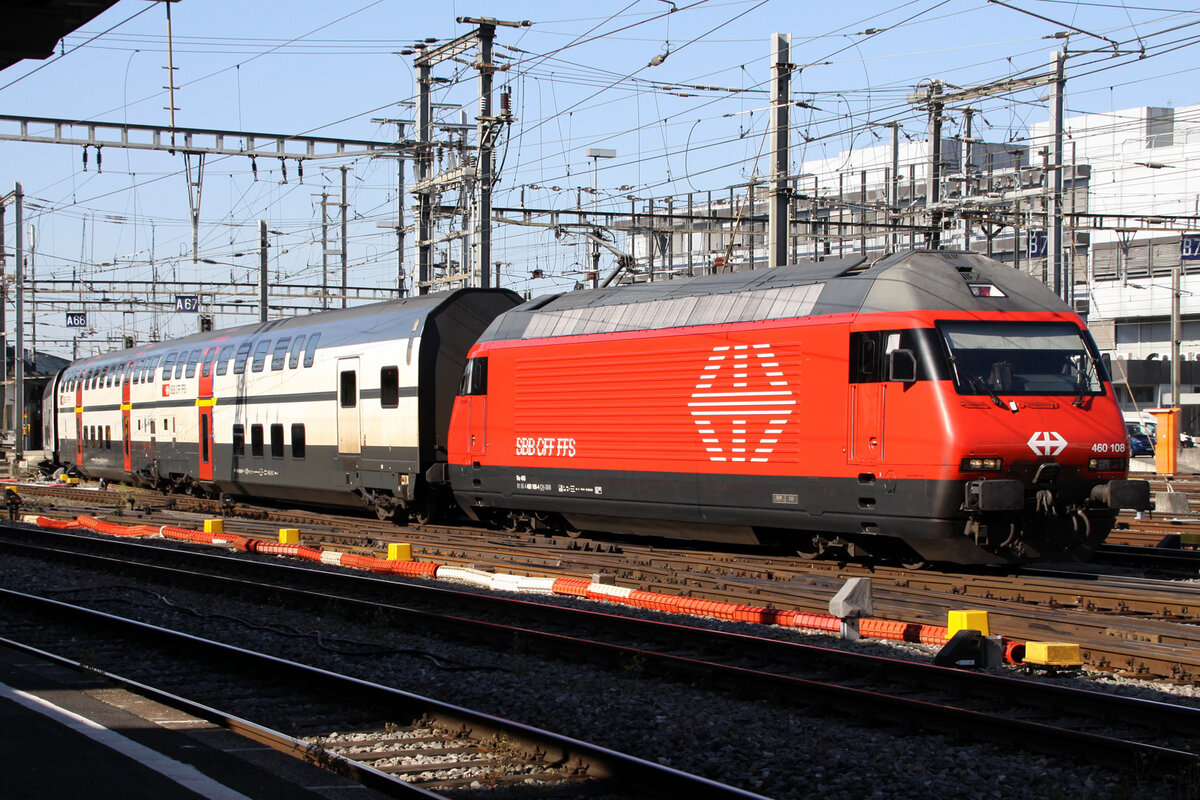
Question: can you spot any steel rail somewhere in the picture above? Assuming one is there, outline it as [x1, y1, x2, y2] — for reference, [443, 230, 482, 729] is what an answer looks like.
[2, 531, 1199, 776]
[0, 588, 768, 800]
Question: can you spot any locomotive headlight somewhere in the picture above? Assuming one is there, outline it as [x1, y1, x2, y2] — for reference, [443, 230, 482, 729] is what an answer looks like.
[961, 457, 1003, 472]
[1089, 457, 1125, 472]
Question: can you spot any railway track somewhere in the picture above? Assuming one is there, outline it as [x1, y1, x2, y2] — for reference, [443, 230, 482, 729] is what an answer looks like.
[0, 586, 766, 799]
[0, 527, 1199, 783]
[12, 481, 1200, 679]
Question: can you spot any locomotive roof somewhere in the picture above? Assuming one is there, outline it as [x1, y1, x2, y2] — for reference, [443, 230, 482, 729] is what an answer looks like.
[477, 249, 1073, 343]
[62, 287, 519, 374]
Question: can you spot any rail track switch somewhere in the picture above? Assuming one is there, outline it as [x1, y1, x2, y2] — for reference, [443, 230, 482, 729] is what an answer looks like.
[1022, 642, 1082, 667]
[933, 630, 1003, 669]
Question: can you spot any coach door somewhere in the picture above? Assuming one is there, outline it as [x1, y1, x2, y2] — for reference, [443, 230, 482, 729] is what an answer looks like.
[121, 366, 132, 473]
[337, 357, 361, 455]
[197, 348, 216, 481]
[74, 382, 83, 466]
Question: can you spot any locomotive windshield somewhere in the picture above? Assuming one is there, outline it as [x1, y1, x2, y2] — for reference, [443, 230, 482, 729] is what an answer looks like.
[939, 321, 1105, 397]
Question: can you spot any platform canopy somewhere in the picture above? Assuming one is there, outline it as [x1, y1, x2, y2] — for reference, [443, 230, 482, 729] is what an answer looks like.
[0, 0, 121, 72]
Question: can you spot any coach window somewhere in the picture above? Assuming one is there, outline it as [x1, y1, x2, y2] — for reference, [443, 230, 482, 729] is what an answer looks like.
[250, 424, 264, 457]
[252, 340, 271, 373]
[175, 353, 187, 379]
[287, 335, 306, 368]
[381, 366, 399, 408]
[215, 346, 233, 376]
[160, 353, 176, 381]
[232, 424, 244, 457]
[271, 338, 291, 371]
[185, 349, 202, 378]
[340, 370, 357, 408]
[105, 425, 112, 449]
[270, 423, 284, 458]
[291, 424, 306, 458]
[233, 342, 252, 374]
[201, 350, 213, 378]
[303, 333, 320, 367]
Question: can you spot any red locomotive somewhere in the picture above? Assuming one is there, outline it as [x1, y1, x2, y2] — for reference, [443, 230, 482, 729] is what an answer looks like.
[448, 250, 1150, 566]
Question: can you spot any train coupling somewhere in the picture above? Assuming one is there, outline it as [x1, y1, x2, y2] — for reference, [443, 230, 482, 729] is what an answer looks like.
[963, 479, 1024, 512]
[1089, 479, 1152, 511]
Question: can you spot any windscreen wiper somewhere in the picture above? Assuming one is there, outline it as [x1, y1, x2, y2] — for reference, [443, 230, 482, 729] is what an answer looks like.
[949, 354, 1016, 413]
[1072, 355, 1093, 408]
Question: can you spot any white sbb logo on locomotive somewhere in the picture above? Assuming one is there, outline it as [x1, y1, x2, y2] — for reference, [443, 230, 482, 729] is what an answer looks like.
[1027, 431, 1068, 456]
[688, 343, 794, 463]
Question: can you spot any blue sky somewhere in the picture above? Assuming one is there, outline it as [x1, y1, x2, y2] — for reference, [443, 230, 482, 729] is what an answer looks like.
[2, 0, 1198, 354]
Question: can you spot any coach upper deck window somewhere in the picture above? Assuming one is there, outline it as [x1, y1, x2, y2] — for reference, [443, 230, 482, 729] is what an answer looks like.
[233, 342, 252, 374]
[185, 349, 202, 379]
[252, 340, 272, 373]
[287, 335, 306, 369]
[215, 346, 233, 376]
[271, 338, 291, 371]
[340, 370, 357, 408]
[458, 357, 488, 396]
[381, 366, 399, 408]
[303, 334, 320, 367]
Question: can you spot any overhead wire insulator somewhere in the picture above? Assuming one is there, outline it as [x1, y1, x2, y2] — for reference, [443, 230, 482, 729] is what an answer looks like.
[82, 145, 88, 172]
[279, 158, 288, 184]
[250, 156, 258, 181]
[96, 146, 102, 174]
[297, 160, 304, 183]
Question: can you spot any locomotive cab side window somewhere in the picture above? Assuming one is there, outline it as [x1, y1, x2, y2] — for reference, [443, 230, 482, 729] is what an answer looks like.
[381, 366, 399, 408]
[849, 330, 942, 383]
[458, 357, 488, 396]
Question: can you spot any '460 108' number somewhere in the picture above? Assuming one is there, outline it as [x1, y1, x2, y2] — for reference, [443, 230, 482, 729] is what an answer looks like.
[1092, 442, 1126, 454]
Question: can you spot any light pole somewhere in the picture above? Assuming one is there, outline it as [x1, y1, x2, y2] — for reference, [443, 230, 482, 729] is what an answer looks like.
[587, 148, 616, 288]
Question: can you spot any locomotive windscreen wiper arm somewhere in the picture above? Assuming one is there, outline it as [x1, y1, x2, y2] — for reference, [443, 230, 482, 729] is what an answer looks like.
[949, 355, 1016, 413]
[1072, 354, 1094, 408]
